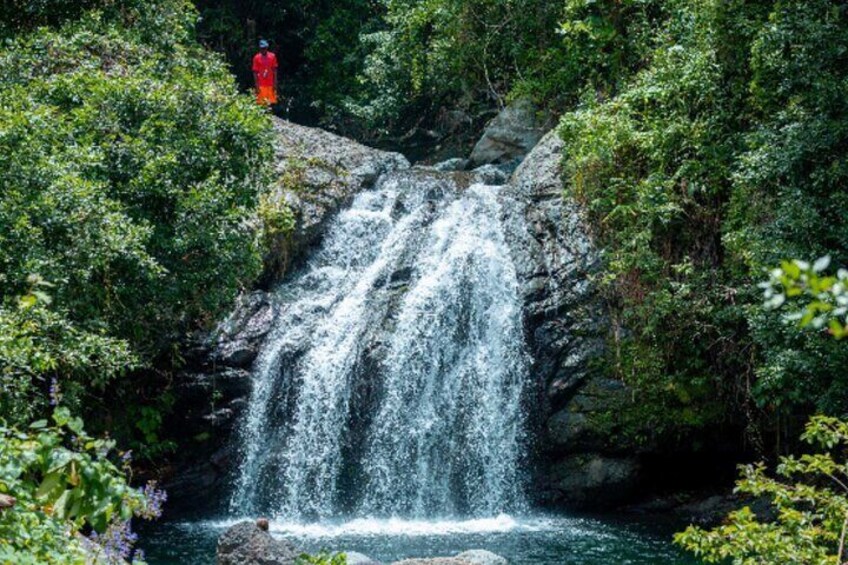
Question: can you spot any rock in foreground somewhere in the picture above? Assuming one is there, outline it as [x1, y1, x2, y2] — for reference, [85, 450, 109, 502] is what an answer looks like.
[217, 521, 299, 565]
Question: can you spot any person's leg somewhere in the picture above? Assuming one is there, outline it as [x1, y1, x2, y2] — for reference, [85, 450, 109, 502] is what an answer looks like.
[257, 86, 275, 105]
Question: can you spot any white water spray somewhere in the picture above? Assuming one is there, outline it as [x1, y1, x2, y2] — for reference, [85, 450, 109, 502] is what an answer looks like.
[231, 171, 530, 522]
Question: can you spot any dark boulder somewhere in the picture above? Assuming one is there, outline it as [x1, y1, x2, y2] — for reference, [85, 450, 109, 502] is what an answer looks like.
[543, 455, 641, 508]
[216, 521, 300, 565]
[210, 292, 278, 368]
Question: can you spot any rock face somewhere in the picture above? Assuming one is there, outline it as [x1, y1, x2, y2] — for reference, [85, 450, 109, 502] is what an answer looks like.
[169, 118, 641, 514]
[211, 291, 279, 369]
[469, 99, 552, 168]
[216, 521, 300, 565]
[499, 130, 640, 508]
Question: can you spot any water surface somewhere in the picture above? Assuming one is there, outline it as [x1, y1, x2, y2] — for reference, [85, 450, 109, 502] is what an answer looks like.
[141, 513, 697, 564]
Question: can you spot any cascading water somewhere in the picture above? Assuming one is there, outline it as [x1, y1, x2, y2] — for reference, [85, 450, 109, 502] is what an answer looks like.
[231, 169, 530, 523]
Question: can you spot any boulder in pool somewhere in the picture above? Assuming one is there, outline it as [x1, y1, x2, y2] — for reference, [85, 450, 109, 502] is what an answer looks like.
[216, 521, 300, 565]
[392, 557, 473, 565]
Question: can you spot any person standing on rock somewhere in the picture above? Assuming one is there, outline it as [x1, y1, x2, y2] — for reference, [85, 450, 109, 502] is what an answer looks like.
[253, 39, 278, 107]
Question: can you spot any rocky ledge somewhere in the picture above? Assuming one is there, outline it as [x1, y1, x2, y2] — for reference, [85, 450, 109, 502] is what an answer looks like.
[262, 118, 410, 283]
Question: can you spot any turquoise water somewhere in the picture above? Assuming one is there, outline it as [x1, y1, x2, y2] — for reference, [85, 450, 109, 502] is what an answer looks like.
[140, 513, 698, 564]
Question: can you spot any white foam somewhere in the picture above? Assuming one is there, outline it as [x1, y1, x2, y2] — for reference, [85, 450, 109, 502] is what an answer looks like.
[196, 514, 606, 540]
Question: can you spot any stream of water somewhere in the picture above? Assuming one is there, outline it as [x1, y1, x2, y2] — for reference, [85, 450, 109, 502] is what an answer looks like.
[232, 172, 529, 521]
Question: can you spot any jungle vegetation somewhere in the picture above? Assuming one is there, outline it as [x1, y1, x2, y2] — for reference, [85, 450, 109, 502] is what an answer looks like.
[1, 0, 847, 562]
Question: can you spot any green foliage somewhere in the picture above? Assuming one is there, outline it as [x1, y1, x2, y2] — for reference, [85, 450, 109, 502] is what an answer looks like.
[559, 0, 848, 443]
[345, 0, 666, 132]
[675, 262, 848, 563]
[258, 193, 296, 240]
[0, 1, 273, 428]
[675, 416, 848, 564]
[0, 407, 162, 564]
[0, 282, 135, 424]
[560, 0, 766, 440]
[350, 0, 562, 129]
[193, 0, 664, 133]
[763, 257, 848, 339]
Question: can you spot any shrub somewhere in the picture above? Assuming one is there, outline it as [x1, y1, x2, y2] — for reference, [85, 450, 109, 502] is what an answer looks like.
[0, 407, 166, 564]
[559, 0, 848, 444]
[676, 415, 848, 564]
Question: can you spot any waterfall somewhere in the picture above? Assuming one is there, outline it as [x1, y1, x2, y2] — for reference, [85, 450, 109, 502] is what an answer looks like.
[231, 169, 531, 522]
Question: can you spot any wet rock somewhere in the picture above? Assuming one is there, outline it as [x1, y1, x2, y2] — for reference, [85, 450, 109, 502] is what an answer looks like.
[211, 291, 277, 368]
[545, 410, 592, 450]
[216, 521, 300, 565]
[544, 455, 641, 509]
[345, 552, 383, 565]
[433, 158, 469, 172]
[469, 99, 552, 167]
[470, 164, 509, 186]
[392, 560, 470, 565]
[543, 377, 631, 454]
[177, 368, 252, 408]
[624, 491, 776, 526]
[391, 552, 508, 565]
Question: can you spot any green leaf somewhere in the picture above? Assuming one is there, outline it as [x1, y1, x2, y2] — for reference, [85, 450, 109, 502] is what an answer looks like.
[35, 472, 63, 501]
[52, 490, 72, 520]
[67, 417, 84, 435]
[52, 407, 71, 427]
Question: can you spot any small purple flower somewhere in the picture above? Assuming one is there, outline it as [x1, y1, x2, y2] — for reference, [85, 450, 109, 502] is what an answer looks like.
[88, 519, 138, 563]
[49, 377, 61, 406]
[138, 481, 167, 520]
